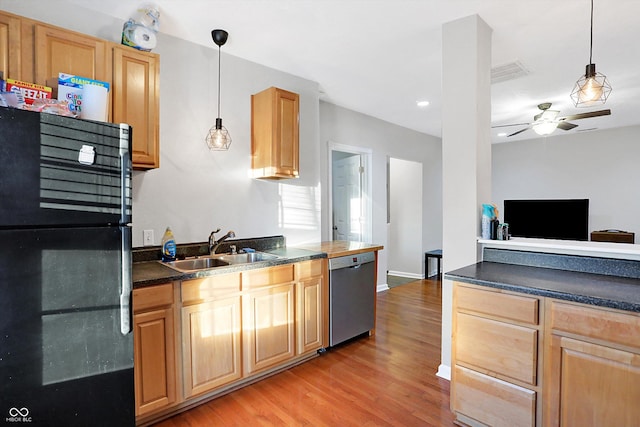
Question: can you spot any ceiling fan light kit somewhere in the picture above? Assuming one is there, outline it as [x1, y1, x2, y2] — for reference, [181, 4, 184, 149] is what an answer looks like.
[571, 0, 611, 107]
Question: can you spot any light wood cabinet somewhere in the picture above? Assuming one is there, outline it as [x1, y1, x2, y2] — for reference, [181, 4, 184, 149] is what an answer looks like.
[34, 23, 110, 91]
[544, 300, 640, 427]
[251, 86, 299, 179]
[452, 282, 543, 427]
[296, 260, 324, 355]
[181, 273, 242, 398]
[133, 283, 177, 417]
[112, 46, 160, 169]
[0, 12, 22, 79]
[0, 10, 160, 170]
[243, 264, 296, 374]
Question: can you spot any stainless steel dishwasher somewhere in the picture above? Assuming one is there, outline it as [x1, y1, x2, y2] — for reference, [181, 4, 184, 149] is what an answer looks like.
[329, 251, 376, 346]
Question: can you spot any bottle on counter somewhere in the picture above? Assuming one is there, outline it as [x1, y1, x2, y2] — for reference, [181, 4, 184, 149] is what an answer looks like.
[481, 204, 495, 239]
[161, 227, 176, 262]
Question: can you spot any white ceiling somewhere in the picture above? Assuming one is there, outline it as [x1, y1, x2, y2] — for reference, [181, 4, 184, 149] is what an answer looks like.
[71, 0, 640, 143]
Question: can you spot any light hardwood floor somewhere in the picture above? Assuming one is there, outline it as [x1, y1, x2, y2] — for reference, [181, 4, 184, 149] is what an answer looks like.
[154, 279, 455, 426]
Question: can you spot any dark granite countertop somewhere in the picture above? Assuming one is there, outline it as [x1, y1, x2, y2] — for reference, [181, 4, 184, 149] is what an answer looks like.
[133, 247, 326, 288]
[446, 261, 640, 313]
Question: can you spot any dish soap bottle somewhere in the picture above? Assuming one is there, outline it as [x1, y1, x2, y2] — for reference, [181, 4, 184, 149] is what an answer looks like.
[161, 227, 176, 262]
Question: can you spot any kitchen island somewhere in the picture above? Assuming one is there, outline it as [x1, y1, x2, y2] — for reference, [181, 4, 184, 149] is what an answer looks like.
[446, 244, 640, 427]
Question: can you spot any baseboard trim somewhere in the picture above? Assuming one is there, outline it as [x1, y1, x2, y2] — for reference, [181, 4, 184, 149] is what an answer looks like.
[436, 364, 451, 381]
[377, 283, 390, 292]
[387, 270, 423, 279]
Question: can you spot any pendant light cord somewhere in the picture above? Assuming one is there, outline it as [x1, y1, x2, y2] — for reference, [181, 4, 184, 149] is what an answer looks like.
[217, 45, 221, 118]
[589, 0, 594, 64]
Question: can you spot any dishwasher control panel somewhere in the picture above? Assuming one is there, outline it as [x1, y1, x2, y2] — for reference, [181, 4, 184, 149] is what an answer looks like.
[328, 251, 376, 270]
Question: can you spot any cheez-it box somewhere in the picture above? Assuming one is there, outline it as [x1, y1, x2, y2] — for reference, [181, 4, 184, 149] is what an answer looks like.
[5, 79, 52, 104]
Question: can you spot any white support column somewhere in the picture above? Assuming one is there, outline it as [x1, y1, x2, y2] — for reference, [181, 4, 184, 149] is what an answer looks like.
[438, 15, 492, 380]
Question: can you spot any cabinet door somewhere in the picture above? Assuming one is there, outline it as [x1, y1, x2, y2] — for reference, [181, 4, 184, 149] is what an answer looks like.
[251, 87, 299, 179]
[34, 24, 109, 87]
[297, 276, 323, 355]
[134, 306, 176, 417]
[112, 46, 160, 169]
[0, 12, 21, 79]
[273, 88, 299, 177]
[243, 283, 295, 374]
[182, 296, 242, 397]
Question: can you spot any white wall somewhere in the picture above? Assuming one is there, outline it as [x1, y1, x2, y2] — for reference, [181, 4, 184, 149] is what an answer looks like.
[1, 1, 322, 248]
[493, 125, 640, 237]
[319, 102, 442, 287]
[388, 157, 423, 278]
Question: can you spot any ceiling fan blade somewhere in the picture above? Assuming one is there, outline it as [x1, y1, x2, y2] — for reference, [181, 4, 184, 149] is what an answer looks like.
[557, 121, 578, 131]
[507, 127, 530, 137]
[491, 122, 530, 129]
[560, 109, 611, 121]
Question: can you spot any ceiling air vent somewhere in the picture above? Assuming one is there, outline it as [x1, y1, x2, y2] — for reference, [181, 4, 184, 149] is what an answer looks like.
[491, 60, 529, 84]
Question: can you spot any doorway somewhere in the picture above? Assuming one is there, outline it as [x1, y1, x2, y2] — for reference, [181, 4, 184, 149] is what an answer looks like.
[387, 157, 423, 280]
[329, 143, 372, 243]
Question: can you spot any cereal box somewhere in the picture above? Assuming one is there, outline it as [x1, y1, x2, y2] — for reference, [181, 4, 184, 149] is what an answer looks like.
[57, 73, 110, 116]
[5, 79, 52, 104]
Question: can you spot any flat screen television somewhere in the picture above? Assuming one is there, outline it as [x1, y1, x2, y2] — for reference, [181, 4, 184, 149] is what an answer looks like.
[503, 199, 589, 241]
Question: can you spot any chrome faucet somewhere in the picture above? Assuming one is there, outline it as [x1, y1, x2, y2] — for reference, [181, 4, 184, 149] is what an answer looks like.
[208, 229, 236, 255]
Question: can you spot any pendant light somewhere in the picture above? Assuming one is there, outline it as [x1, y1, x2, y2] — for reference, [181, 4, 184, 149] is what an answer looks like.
[205, 29, 232, 150]
[570, 0, 611, 107]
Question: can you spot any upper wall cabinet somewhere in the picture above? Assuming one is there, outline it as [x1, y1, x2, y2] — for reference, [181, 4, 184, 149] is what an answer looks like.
[34, 24, 110, 88]
[113, 46, 160, 169]
[251, 87, 300, 179]
[0, 11, 160, 170]
[0, 12, 22, 79]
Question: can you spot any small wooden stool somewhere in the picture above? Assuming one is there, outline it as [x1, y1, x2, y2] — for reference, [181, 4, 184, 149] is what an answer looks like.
[425, 249, 442, 278]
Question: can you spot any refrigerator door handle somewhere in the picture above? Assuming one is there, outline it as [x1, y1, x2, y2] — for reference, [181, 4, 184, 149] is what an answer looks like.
[120, 227, 132, 335]
[119, 124, 133, 225]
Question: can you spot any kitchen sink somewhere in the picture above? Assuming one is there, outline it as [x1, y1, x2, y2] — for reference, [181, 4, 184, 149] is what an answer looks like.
[213, 251, 280, 264]
[163, 257, 230, 272]
[162, 251, 280, 272]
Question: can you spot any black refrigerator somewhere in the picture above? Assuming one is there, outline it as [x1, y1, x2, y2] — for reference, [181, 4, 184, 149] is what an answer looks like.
[0, 107, 135, 426]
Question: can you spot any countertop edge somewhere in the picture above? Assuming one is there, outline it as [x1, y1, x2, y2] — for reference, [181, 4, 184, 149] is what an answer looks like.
[446, 261, 640, 313]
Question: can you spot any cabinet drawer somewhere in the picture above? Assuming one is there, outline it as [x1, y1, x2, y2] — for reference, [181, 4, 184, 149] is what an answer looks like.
[550, 301, 640, 349]
[456, 283, 539, 325]
[456, 312, 538, 385]
[133, 283, 173, 312]
[296, 259, 323, 280]
[453, 365, 536, 427]
[182, 273, 241, 304]
[242, 264, 294, 289]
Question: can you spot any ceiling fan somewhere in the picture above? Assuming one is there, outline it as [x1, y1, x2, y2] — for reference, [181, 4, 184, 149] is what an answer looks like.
[493, 103, 611, 137]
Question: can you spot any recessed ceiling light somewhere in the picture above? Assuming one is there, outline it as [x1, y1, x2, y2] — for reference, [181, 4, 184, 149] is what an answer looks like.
[416, 100, 430, 108]
[497, 132, 507, 137]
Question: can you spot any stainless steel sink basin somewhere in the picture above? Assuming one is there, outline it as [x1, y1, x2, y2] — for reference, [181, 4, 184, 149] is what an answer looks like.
[214, 251, 280, 264]
[162, 251, 280, 272]
[164, 257, 230, 272]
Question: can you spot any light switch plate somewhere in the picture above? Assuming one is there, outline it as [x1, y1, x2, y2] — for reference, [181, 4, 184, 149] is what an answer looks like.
[143, 229, 154, 246]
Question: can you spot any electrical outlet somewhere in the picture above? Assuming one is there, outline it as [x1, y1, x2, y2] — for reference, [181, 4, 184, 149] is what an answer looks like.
[143, 229, 154, 246]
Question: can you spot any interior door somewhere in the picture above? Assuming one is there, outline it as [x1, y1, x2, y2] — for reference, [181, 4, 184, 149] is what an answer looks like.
[332, 154, 363, 241]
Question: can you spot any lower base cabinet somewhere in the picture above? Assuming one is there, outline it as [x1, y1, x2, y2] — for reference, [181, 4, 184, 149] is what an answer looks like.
[182, 295, 242, 397]
[135, 259, 326, 425]
[133, 283, 177, 417]
[453, 281, 640, 427]
[544, 300, 640, 427]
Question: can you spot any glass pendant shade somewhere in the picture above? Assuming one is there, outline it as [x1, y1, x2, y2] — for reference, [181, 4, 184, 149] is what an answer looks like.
[206, 118, 232, 150]
[571, 64, 612, 107]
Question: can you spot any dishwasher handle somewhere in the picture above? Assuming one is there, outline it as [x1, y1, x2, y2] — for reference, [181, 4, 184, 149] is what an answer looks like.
[328, 251, 376, 270]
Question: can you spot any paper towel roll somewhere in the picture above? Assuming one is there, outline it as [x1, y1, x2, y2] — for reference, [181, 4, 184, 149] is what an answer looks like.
[123, 24, 157, 51]
[81, 84, 108, 122]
